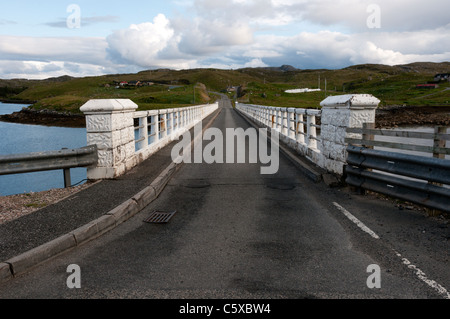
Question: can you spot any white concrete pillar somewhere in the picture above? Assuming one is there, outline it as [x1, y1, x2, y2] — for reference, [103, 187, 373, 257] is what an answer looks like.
[80, 99, 138, 180]
[320, 94, 380, 175]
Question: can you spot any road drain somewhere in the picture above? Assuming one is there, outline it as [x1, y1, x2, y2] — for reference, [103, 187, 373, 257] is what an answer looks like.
[143, 210, 177, 224]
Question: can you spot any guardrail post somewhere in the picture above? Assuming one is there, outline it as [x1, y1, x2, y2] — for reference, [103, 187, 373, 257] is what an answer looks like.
[61, 147, 72, 188]
[434, 126, 447, 159]
[63, 168, 71, 188]
[80, 99, 138, 180]
[320, 94, 380, 175]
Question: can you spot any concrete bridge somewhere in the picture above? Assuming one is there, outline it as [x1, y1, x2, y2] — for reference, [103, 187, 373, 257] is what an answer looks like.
[78, 94, 379, 180]
[0, 94, 449, 302]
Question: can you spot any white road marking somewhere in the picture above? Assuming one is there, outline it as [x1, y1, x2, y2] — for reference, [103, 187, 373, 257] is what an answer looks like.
[333, 202, 380, 239]
[332, 201, 450, 299]
[394, 250, 450, 300]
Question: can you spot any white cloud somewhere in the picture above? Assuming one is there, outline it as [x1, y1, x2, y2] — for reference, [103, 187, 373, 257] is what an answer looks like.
[244, 58, 268, 68]
[289, 0, 450, 32]
[106, 14, 177, 67]
[0, 60, 114, 79]
[0, 35, 108, 65]
[1, 0, 449, 79]
[174, 17, 253, 56]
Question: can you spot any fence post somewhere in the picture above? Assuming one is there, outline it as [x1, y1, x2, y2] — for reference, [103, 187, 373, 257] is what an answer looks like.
[433, 126, 447, 159]
[320, 94, 380, 175]
[80, 99, 138, 180]
[429, 126, 447, 200]
[362, 122, 375, 149]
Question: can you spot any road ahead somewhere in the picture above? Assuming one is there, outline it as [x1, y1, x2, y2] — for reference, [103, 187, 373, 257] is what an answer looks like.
[0, 96, 448, 299]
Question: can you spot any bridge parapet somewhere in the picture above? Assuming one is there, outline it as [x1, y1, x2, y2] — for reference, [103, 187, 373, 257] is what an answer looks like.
[81, 99, 218, 179]
[236, 94, 380, 176]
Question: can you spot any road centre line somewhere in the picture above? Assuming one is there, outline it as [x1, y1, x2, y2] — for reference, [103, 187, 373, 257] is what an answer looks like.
[332, 201, 450, 299]
[393, 250, 450, 300]
[332, 202, 380, 239]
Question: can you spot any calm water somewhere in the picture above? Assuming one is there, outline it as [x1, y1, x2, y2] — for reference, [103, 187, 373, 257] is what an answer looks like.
[0, 103, 87, 196]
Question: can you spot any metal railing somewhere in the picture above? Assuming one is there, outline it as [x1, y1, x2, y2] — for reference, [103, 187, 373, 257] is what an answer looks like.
[345, 122, 450, 213]
[346, 146, 450, 212]
[0, 145, 98, 188]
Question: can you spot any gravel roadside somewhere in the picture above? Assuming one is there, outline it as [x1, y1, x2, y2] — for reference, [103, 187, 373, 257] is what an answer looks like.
[0, 182, 94, 225]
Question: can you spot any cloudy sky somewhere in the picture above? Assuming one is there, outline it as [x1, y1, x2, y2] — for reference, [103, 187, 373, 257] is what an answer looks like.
[0, 0, 449, 79]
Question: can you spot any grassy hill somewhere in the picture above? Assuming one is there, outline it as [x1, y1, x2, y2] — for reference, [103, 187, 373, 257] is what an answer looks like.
[1, 62, 449, 113]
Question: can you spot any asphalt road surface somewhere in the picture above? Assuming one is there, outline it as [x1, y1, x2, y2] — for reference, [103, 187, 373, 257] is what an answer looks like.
[0, 96, 448, 301]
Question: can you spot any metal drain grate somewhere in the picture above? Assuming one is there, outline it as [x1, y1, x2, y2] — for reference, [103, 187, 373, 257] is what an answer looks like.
[143, 210, 177, 224]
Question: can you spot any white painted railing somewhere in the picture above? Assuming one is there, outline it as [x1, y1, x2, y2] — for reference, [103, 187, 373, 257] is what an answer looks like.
[236, 104, 322, 151]
[81, 100, 218, 179]
[236, 94, 381, 176]
[133, 104, 217, 153]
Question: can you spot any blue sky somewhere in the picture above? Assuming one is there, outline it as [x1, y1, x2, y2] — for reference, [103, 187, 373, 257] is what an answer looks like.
[0, 0, 449, 79]
[1, 0, 180, 37]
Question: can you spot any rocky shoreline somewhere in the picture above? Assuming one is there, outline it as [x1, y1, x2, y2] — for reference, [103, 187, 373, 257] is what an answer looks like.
[0, 107, 86, 128]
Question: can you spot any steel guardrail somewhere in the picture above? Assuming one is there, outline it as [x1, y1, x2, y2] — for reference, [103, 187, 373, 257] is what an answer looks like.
[346, 145, 450, 212]
[0, 145, 98, 188]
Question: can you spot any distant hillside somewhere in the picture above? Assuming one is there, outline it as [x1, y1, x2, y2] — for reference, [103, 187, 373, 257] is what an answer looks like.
[0, 62, 449, 112]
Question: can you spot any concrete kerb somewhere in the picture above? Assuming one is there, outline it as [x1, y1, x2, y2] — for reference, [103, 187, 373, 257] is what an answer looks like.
[6, 234, 77, 279]
[0, 262, 13, 282]
[0, 107, 222, 286]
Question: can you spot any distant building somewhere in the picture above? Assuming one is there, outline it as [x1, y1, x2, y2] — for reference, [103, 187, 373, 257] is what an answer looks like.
[128, 81, 142, 87]
[416, 84, 439, 89]
[434, 73, 450, 82]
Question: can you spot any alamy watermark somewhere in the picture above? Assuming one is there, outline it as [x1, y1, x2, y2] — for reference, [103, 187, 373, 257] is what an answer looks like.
[66, 4, 81, 29]
[171, 122, 280, 175]
[367, 264, 381, 289]
[367, 4, 381, 29]
[66, 264, 81, 289]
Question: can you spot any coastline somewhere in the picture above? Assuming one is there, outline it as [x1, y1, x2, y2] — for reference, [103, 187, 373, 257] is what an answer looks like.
[0, 98, 37, 105]
[0, 107, 86, 128]
[2, 104, 450, 129]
